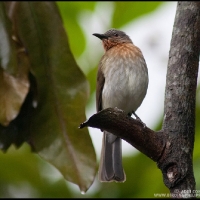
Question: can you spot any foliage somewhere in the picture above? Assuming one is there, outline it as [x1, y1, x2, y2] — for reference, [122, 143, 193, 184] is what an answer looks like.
[0, 1, 199, 198]
[0, 1, 96, 193]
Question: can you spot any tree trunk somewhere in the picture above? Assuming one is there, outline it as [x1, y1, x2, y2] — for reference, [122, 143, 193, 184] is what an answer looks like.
[80, 1, 200, 198]
[158, 1, 200, 198]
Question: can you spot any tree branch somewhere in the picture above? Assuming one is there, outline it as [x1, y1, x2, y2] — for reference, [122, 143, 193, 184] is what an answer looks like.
[80, 107, 165, 162]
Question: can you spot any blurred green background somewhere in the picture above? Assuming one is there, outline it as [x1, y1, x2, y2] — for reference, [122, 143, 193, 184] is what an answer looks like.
[0, 1, 200, 198]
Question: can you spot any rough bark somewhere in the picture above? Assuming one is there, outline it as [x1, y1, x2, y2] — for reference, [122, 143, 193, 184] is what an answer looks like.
[80, 107, 165, 161]
[159, 1, 200, 198]
[80, 1, 200, 198]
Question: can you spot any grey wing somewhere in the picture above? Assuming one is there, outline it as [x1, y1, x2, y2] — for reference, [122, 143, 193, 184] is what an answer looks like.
[96, 65, 105, 112]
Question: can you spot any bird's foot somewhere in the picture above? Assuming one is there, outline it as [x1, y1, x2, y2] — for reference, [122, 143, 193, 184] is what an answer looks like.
[132, 111, 146, 128]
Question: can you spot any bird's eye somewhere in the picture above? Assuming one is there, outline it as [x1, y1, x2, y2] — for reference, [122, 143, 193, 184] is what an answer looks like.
[114, 33, 118, 37]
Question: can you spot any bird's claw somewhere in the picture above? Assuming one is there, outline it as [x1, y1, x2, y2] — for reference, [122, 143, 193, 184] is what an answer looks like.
[132, 111, 146, 128]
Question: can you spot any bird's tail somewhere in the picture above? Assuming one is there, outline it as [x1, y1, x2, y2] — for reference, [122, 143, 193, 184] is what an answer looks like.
[98, 131, 126, 182]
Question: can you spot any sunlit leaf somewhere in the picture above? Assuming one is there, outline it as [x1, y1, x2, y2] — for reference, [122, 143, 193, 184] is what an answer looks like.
[9, 2, 96, 192]
[57, 2, 96, 58]
[0, 2, 29, 126]
[0, 144, 73, 198]
[112, 2, 163, 28]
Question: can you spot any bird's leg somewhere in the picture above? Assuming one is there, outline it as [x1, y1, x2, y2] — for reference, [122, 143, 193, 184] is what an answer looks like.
[132, 111, 146, 128]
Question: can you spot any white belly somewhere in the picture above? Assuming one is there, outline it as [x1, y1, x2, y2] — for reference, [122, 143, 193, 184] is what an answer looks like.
[102, 55, 148, 114]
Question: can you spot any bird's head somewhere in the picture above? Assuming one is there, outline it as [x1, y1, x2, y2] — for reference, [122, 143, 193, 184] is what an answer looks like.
[93, 29, 133, 51]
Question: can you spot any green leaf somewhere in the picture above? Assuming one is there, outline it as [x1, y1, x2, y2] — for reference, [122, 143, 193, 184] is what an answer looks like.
[10, 2, 96, 192]
[112, 2, 163, 28]
[0, 144, 73, 198]
[57, 2, 96, 58]
[0, 2, 29, 126]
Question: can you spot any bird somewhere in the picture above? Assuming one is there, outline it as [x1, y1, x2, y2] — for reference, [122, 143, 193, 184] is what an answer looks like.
[93, 29, 149, 182]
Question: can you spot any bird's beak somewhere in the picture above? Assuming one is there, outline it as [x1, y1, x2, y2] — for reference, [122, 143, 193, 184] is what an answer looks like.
[93, 33, 108, 40]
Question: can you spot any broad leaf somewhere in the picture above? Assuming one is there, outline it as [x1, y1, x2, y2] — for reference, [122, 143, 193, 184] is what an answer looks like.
[8, 2, 96, 192]
[0, 2, 29, 126]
